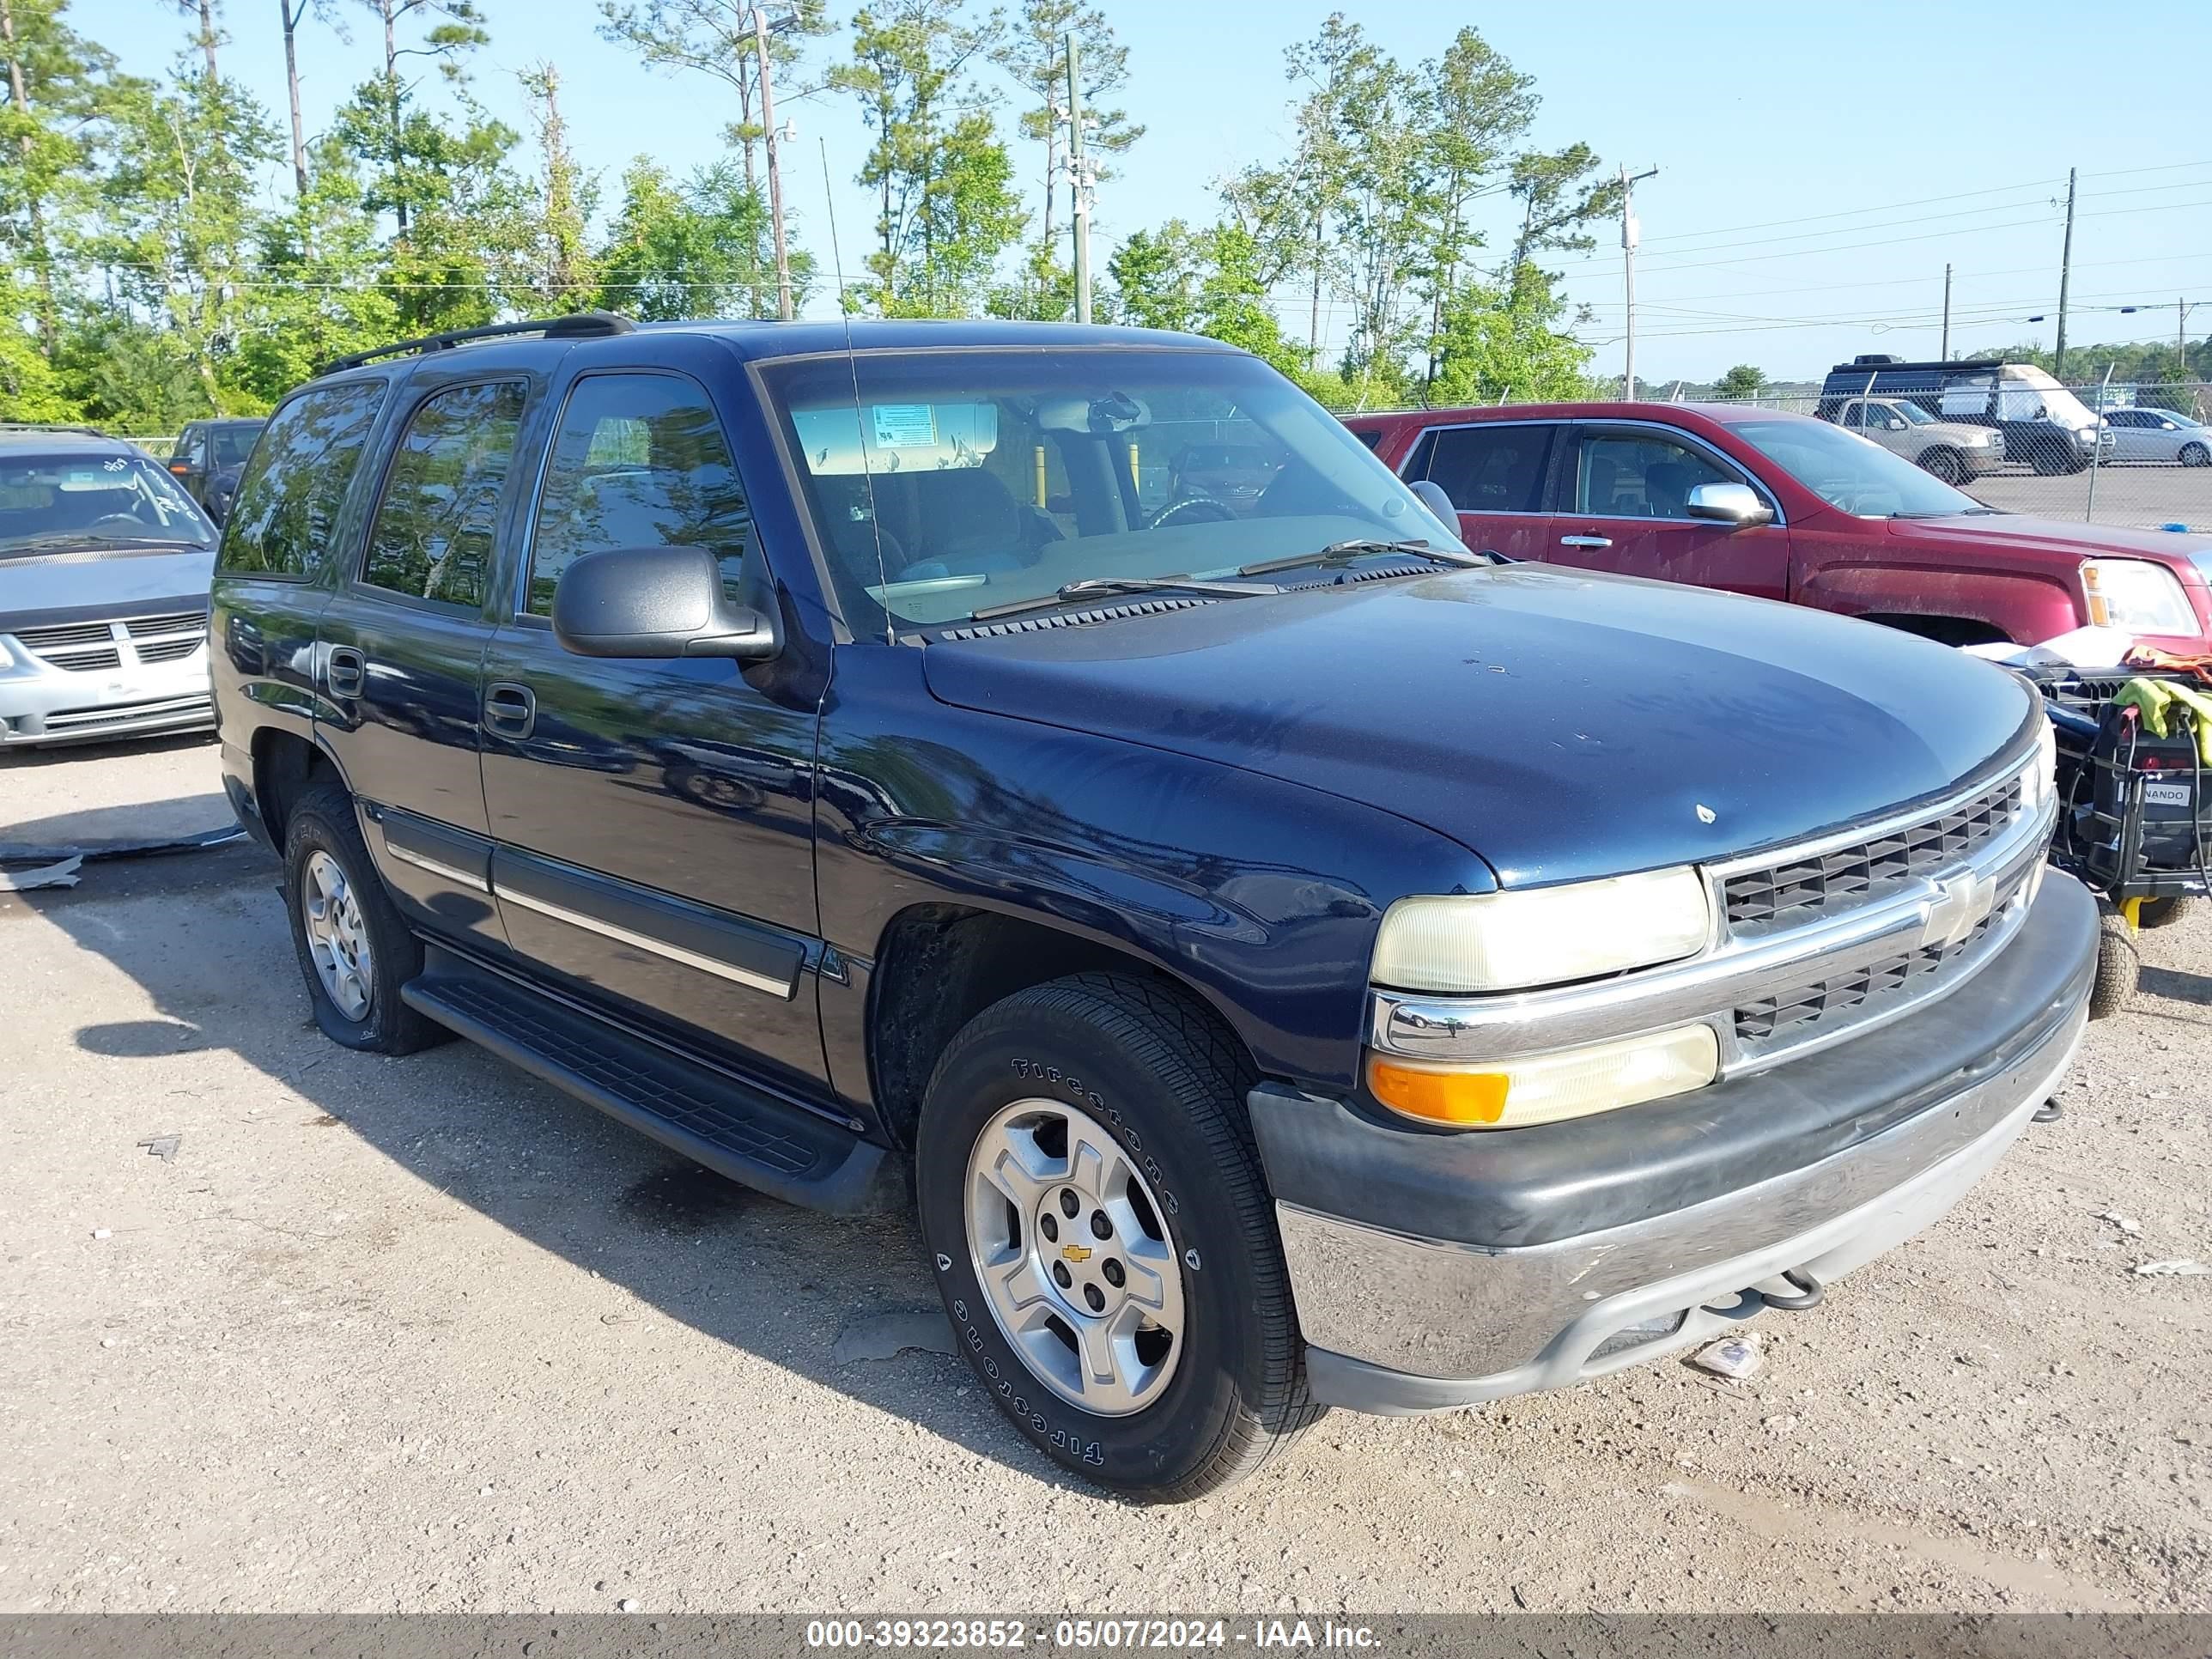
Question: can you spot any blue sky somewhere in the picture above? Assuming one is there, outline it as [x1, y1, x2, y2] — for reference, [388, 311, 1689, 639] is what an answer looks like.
[76, 0, 2212, 382]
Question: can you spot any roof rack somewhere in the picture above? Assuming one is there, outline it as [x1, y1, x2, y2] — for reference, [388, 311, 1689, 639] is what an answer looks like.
[313, 311, 637, 378]
[0, 422, 110, 438]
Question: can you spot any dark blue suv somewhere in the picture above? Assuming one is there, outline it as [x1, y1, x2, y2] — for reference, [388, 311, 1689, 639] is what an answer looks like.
[210, 313, 2094, 1499]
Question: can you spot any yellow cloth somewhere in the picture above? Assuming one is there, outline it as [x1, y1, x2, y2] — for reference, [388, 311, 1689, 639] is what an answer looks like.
[2112, 677, 2212, 763]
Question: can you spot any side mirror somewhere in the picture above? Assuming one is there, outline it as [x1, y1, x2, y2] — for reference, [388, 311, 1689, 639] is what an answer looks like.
[551, 544, 778, 660]
[1684, 482, 1773, 526]
[1408, 477, 1458, 529]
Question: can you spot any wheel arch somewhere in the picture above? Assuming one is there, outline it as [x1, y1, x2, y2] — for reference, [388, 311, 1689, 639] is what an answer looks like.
[864, 902, 1263, 1152]
[1852, 611, 2014, 647]
[251, 726, 349, 847]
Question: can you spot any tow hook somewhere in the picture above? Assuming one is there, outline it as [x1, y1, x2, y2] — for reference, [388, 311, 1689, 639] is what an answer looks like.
[1758, 1267, 1824, 1311]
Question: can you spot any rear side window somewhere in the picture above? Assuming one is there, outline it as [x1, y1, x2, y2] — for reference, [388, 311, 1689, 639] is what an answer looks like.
[216, 382, 387, 578]
[1410, 424, 1556, 513]
[524, 373, 751, 617]
[360, 381, 526, 608]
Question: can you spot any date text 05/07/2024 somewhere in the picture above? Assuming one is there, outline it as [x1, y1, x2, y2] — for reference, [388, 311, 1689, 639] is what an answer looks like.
[803, 1619, 1381, 1650]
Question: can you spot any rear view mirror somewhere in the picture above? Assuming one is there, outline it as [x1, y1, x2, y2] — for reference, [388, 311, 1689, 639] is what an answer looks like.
[552, 544, 778, 661]
[1684, 482, 1773, 526]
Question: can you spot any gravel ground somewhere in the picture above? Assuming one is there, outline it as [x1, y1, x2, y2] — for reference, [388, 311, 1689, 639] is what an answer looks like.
[1, 735, 2207, 1616]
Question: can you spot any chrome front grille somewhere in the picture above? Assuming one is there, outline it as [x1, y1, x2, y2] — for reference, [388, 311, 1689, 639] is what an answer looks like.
[1371, 739, 2052, 1079]
[1723, 775, 2022, 936]
[12, 611, 206, 672]
[1735, 908, 2000, 1043]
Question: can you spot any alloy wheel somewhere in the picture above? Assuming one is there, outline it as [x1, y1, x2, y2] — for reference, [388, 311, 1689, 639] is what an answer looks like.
[963, 1097, 1186, 1416]
[301, 849, 374, 1021]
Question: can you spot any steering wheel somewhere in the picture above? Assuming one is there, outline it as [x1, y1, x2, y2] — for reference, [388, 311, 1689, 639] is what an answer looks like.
[1146, 496, 1237, 530]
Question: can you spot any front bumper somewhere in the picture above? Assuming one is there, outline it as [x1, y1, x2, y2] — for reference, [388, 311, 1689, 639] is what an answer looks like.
[0, 643, 213, 746]
[1253, 872, 2095, 1413]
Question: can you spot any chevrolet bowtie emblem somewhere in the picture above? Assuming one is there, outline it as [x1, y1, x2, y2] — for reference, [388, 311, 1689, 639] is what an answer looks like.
[1923, 869, 1996, 951]
[1061, 1244, 1092, 1263]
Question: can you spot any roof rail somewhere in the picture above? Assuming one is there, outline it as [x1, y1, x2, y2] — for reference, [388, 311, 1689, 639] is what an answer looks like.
[0, 422, 110, 438]
[313, 311, 637, 378]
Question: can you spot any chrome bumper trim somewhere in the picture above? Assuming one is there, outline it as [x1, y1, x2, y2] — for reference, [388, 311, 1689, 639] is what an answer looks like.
[1284, 989, 2085, 1403]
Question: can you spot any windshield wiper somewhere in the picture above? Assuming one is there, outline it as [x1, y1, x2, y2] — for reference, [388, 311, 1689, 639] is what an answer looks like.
[966, 574, 1275, 623]
[6, 532, 208, 552]
[1234, 538, 1486, 578]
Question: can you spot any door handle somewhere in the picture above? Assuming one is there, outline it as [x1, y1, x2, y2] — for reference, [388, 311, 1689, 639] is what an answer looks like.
[1559, 535, 1613, 550]
[483, 681, 537, 740]
[325, 645, 366, 699]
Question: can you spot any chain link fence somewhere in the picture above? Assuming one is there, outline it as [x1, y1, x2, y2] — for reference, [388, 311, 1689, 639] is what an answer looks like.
[1688, 380, 2212, 532]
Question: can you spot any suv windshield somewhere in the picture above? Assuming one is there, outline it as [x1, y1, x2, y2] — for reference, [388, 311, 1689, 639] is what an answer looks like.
[1733, 418, 1988, 519]
[757, 348, 1464, 627]
[0, 451, 214, 556]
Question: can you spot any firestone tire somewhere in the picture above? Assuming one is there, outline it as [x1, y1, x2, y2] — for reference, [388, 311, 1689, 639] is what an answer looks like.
[915, 973, 1323, 1501]
[282, 781, 447, 1055]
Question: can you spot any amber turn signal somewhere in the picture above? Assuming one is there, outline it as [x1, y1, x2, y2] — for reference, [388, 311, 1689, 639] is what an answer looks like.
[1366, 1058, 1510, 1126]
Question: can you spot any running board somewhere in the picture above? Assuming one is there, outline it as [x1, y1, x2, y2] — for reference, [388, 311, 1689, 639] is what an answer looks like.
[401, 957, 893, 1214]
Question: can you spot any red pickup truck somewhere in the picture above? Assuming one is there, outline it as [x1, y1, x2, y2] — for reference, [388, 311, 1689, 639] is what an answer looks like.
[1344, 402, 2212, 653]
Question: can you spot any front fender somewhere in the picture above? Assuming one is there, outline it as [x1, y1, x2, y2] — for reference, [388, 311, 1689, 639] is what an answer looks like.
[813, 647, 1492, 1096]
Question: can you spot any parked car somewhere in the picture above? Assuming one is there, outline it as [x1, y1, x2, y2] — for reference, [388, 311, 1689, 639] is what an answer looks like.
[167, 416, 265, 508]
[2100, 404, 2212, 467]
[1832, 395, 2006, 483]
[1818, 356, 2113, 474]
[212, 314, 2092, 1499]
[0, 425, 220, 746]
[1345, 401, 2212, 651]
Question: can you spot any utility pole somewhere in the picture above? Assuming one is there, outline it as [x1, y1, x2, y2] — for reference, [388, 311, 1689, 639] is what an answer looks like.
[751, 7, 793, 322]
[1619, 163, 1658, 399]
[1941, 263, 1953, 360]
[2054, 167, 2077, 380]
[1066, 33, 1091, 325]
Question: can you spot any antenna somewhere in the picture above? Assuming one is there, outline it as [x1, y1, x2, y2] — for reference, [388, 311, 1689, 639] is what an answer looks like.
[819, 132, 894, 642]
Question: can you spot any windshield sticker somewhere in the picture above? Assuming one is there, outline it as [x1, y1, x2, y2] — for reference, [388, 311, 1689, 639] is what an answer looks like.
[871, 404, 939, 448]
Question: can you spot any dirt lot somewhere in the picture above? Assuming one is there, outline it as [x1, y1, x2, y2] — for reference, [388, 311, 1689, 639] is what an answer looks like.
[2, 734, 2208, 1617]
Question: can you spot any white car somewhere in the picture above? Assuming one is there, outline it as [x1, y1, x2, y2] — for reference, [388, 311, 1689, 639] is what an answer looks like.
[0, 428, 219, 746]
[2099, 405, 2212, 467]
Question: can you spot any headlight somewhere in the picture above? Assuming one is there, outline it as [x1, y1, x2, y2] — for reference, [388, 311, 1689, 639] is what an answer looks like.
[2081, 558, 2197, 635]
[2027, 715, 2057, 811]
[1370, 866, 1710, 994]
[1367, 1024, 1720, 1130]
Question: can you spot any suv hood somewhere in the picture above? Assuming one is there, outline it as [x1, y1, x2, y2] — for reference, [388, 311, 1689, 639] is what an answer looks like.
[1890, 514, 2212, 570]
[922, 565, 2034, 888]
[0, 544, 216, 634]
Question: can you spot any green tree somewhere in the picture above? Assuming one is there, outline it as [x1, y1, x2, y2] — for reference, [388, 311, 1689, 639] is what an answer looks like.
[989, 0, 1139, 252]
[1507, 143, 1620, 271]
[230, 133, 396, 398]
[518, 62, 596, 313]
[96, 49, 282, 411]
[1191, 221, 1299, 380]
[1280, 13, 1365, 362]
[831, 0, 1023, 317]
[1714, 362, 1765, 399]
[351, 0, 488, 239]
[593, 155, 811, 320]
[1430, 263, 1595, 407]
[594, 0, 829, 317]
[1107, 220, 1198, 332]
[1413, 27, 1534, 382]
[1, 0, 115, 365]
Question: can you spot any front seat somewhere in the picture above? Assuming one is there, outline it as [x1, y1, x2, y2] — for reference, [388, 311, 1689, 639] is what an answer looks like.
[898, 468, 1027, 577]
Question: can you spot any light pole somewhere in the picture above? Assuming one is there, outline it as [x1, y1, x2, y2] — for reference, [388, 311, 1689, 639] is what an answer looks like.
[751, 5, 795, 322]
[1619, 164, 1658, 399]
